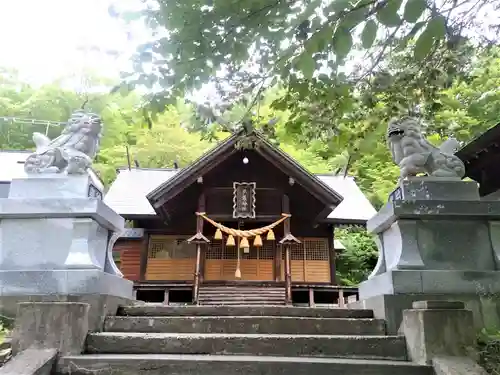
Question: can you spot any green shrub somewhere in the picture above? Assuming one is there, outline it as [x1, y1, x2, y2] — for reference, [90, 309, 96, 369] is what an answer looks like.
[478, 328, 500, 374]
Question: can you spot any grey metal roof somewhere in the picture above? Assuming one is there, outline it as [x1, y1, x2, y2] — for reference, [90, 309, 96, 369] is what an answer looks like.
[104, 168, 180, 216]
[317, 174, 377, 222]
[104, 168, 376, 223]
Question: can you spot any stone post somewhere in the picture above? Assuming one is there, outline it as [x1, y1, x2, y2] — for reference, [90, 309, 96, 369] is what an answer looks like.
[350, 177, 500, 333]
[400, 300, 477, 365]
[0, 173, 134, 328]
[11, 302, 90, 356]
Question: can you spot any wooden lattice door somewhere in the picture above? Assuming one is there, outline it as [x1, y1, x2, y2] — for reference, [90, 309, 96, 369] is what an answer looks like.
[280, 238, 331, 283]
[145, 235, 196, 281]
[204, 239, 275, 281]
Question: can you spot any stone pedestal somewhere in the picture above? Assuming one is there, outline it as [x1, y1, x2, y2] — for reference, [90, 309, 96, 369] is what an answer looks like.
[12, 302, 90, 355]
[400, 300, 476, 365]
[0, 174, 133, 301]
[352, 178, 500, 333]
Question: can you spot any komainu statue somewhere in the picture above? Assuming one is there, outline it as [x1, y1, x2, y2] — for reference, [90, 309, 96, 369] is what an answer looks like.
[387, 116, 465, 180]
[24, 110, 103, 174]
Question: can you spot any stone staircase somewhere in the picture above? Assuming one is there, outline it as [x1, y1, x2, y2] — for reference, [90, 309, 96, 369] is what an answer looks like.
[198, 285, 286, 305]
[56, 305, 434, 375]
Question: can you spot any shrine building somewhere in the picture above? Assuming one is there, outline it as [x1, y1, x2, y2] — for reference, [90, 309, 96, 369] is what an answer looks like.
[103, 130, 376, 305]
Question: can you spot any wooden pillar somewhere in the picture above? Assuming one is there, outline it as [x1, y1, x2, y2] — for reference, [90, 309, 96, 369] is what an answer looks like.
[191, 193, 208, 305]
[200, 243, 206, 283]
[274, 243, 282, 282]
[285, 245, 291, 303]
[194, 244, 201, 304]
[139, 232, 150, 281]
[308, 288, 315, 308]
[338, 288, 345, 308]
[282, 195, 293, 304]
[328, 224, 337, 285]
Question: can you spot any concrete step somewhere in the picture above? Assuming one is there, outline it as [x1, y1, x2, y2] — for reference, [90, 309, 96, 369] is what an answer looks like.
[104, 316, 386, 335]
[198, 292, 285, 297]
[199, 301, 286, 306]
[118, 305, 374, 318]
[198, 295, 285, 299]
[199, 289, 285, 293]
[200, 286, 285, 292]
[198, 299, 286, 305]
[58, 354, 434, 375]
[85, 332, 407, 360]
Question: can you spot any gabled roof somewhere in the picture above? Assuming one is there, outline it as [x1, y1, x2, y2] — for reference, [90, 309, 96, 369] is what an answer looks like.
[105, 168, 179, 216]
[147, 130, 343, 211]
[455, 122, 500, 164]
[104, 168, 376, 223]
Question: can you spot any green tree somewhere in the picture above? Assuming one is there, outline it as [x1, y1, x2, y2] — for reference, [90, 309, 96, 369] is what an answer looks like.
[335, 228, 378, 285]
[114, 0, 497, 119]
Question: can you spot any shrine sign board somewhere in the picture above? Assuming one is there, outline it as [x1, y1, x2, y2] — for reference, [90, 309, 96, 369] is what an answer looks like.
[233, 182, 256, 218]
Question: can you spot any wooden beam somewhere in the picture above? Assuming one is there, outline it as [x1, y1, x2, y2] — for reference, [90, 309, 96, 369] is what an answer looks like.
[312, 206, 335, 226]
[139, 232, 150, 281]
[208, 214, 283, 222]
[282, 195, 291, 234]
[328, 224, 337, 285]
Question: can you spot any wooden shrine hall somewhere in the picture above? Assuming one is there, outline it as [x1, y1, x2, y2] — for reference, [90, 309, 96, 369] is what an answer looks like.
[104, 130, 376, 306]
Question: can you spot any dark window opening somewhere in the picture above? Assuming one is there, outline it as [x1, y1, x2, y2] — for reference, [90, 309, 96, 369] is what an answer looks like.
[291, 290, 309, 305]
[314, 291, 336, 304]
[136, 289, 164, 303]
[169, 289, 193, 304]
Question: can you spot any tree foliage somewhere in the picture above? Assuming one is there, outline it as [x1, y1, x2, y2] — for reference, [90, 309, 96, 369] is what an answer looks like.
[113, 0, 500, 122]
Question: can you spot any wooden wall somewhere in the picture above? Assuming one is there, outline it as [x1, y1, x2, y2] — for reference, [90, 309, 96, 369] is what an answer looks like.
[114, 235, 332, 284]
[114, 239, 141, 281]
[145, 235, 196, 281]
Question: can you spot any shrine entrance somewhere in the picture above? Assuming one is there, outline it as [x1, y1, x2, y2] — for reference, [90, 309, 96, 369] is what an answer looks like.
[204, 240, 276, 282]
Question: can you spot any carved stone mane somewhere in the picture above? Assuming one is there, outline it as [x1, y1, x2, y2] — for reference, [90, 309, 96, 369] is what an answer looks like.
[24, 110, 103, 174]
[386, 116, 465, 180]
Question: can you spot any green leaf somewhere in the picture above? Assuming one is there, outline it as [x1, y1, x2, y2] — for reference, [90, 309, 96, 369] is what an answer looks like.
[361, 20, 378, 48]
[324, 0, 351, 15]
[332, 27, 353, 59]
[340, 8, 368, 30]
[426, 15, 447, 39]
[306, 24, 334, 54]
[414, 29, 434, 60]
[413, 16, 447, 60]
[376, 0, 403, 27]
[403, 0, 427, 22]
[296, 53, 316, 80]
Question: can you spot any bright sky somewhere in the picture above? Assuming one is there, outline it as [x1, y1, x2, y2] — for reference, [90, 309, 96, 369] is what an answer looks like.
[0, 0, 144, 85]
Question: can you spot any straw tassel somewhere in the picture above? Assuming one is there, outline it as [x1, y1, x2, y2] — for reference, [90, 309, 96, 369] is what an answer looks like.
[226, 235, 235, 246]
[240, 237, 249, 249]
[214, 228, 222, 240]
[267, 229, 275, 241]
[235, 243, 241, 278]
[253, 234, 262, 247]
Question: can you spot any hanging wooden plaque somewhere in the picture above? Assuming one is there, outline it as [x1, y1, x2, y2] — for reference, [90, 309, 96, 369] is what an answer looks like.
[233, 182, 256, 219]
